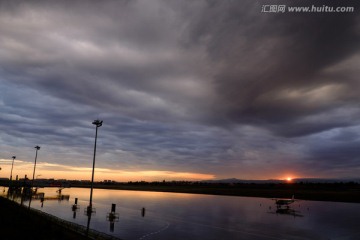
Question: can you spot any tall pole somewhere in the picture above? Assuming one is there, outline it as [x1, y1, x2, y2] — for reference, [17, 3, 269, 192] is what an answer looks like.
[88, 120, 102, 213]
[10, 156, 16, 182]
[31, 146, 40, 189]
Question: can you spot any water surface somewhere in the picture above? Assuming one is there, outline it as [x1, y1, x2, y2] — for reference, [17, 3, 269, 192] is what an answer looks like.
[6, 187, 360, 240]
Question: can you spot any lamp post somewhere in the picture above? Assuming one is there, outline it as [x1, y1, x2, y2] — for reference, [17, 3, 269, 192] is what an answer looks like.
[10, 156, 16, 182]
[31, 146, 40, 189]
[8, 155, 16, 193]
[88, 119, 103, 214]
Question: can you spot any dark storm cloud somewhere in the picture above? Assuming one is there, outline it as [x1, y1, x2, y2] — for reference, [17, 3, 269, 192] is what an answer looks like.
[301, 126, 360, 177]
[0, 0, 213, 122]
[1, 0, 360, 179]
[186, 0, 360, 137]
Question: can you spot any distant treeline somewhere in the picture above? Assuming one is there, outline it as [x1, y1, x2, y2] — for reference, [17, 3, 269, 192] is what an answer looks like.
[0, 178, 359, 203]
[77, 180, 360, 203]
[0, 178, 359, 189]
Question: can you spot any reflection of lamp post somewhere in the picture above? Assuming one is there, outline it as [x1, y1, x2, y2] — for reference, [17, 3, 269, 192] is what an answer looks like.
[31, 146, 40, 189]
[10, 156, 16, 182]
[88, 120, 103, 214]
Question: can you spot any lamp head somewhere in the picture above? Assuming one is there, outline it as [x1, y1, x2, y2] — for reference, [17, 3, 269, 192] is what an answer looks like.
[92, 119, 103, 127]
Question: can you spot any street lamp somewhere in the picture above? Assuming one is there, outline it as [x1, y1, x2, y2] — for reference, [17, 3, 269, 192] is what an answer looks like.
[88, 119, 103, 214]
[31, 146, 40, 189]
[8, 155, 16, 192]
[10, 156, 16, 181]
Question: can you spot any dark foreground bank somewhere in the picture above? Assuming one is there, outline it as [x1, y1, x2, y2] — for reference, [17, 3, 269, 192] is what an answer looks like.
[0, 197, 120, 240]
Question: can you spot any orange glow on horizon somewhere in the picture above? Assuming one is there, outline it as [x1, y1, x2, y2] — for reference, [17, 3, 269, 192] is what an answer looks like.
[0, 159, 215, 182]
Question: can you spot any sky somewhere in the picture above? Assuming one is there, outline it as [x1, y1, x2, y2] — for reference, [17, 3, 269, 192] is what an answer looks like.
[1, 0, 360, 182]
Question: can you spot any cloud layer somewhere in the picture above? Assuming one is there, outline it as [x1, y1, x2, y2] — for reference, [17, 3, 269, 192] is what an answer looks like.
[1, 0, 360, 180]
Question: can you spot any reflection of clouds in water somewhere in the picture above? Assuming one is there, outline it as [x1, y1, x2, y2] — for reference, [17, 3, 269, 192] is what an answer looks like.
[2, 188, 360, 239]
[138, 221, 170, 240]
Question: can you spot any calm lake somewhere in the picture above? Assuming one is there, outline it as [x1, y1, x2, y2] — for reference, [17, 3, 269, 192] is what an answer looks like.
[4, 187, 360, 240]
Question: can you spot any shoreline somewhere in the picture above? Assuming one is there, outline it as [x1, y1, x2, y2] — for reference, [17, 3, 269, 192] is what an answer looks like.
[69, 182, 360, 203]
[2, 182, 359, 203]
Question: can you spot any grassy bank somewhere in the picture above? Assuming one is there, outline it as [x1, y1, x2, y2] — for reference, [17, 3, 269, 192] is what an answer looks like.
[71, 182, 360, 203]
[0, 197, 120, 240]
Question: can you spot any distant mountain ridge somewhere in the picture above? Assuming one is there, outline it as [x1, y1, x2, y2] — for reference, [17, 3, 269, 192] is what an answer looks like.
[202, 178, 360, 183]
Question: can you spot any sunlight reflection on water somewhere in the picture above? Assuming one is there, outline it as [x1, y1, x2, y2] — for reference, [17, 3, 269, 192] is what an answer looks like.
[4, 187, 360, 240]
